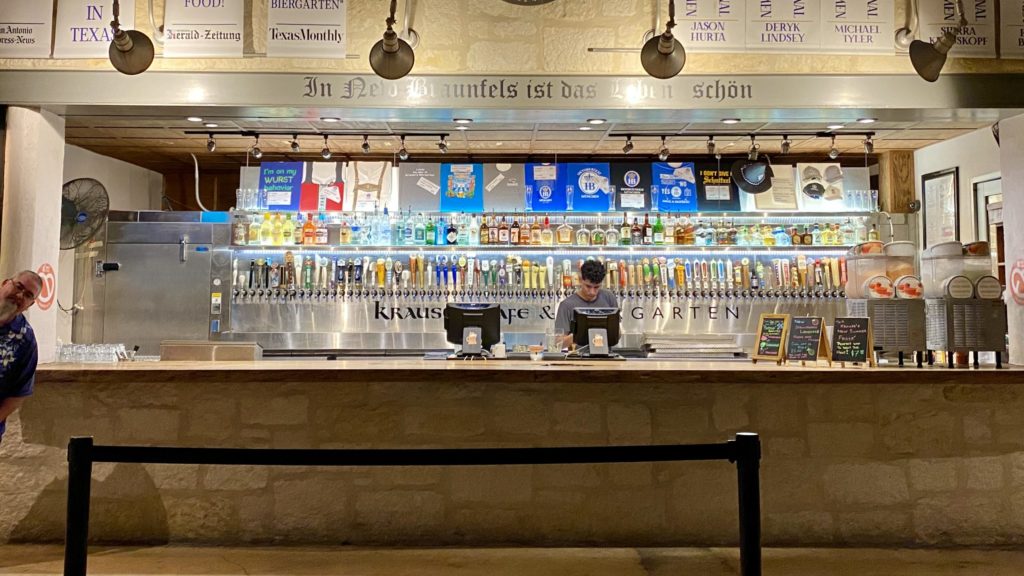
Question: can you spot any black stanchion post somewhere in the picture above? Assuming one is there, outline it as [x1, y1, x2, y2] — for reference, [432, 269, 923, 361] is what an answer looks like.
[734, 433, 762, 576]
[64, 437, 94, 576]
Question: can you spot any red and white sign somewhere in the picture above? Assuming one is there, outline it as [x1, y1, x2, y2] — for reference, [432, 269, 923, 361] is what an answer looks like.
[36, 262, 55, 311]
[1010, 259, 1024, 306]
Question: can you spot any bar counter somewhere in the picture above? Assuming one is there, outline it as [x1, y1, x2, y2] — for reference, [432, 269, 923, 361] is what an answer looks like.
[3, 360, 1024, 548]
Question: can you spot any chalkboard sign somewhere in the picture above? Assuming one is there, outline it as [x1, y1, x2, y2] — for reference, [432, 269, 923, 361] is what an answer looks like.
[786, 317, 831, 365]
[831, 317, 874, 366]
[752, 313, 790, 364]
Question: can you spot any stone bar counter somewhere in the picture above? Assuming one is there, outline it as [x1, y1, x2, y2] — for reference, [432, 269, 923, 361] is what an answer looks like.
[3, 360, 1024, 547]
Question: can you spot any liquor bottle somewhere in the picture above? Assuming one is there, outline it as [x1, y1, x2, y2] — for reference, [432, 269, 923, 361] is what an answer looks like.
[414, 213, 426, 244]
[282, 214, 294, 245]
[435, 216, 446, 246]
[854, 218, 868, 243]
[575, 222, 591, 246]
[642, 213, 653, 245]
[683, 218, 696, 245]
[811, 224, 823, 245]
[674, 217, 687, 245]
[841, 219, 856, 245]
[761, 224, 775, 247]
[630, 218, 643, 246]
[592, 222, 606, 246]
[556, 217, 573, 245]
[541, 215, 554, 245]
[351, 215, 364, 246]
[801, 225, 813, 246]
[664, 215, 675, 245]
[605, 221, 619, 246]
[457, 218, 469, 245]
[247, 215, 261, 245]
[299, 213, 315, 243]
[494, 216, 507, 244]
[446, 218, 458, 245]
[791, 226, 802, 246]
[468, 214, 480, 245]
[232, 214, 248, 246]
[821, 222, 835, 246]
[620, 213, 631, 246]
[726, 220, 738, 246]
[868, 223, 880, 241]
[339, 216, 352, 245]
[715, 220, 728, 246]
[694, 220, 706, 246]
[478, 215, 489, 245]
[425, 216, 435, 246]
[832, 223, 843, 245]
[519, 214, 531, 246]
[260, 212, 275, 246]
[530, 216, 542, 245]
[403, 211, 415, 246]
[271, 213, 284, 246]
[510, 214, 521, 244]
[652, 213, 665, 244]
[315, 213, 329, 245]
[488, 215, 500, 244]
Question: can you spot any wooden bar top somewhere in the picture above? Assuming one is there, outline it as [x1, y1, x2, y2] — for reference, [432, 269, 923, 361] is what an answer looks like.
[37, 359, 1024, 385]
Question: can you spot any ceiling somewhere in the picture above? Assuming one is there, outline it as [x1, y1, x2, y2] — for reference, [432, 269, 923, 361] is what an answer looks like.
[63, 111, 994, 174]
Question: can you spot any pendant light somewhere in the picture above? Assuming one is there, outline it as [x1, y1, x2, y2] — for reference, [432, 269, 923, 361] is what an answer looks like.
[909, 0, 965, 82]
[108, 0, 155, 75]
[321, 135, 332, 160]
[369, 0, 415, 80]
[657, 136, 670, 161]
[640, 0, 685, 79]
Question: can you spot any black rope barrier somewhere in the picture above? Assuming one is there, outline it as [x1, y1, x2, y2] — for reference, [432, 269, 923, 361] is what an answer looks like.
[65, 434, 761, 576]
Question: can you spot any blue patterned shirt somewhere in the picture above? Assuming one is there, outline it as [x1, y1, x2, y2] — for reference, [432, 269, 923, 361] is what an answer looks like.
[0, 314, 37, 438]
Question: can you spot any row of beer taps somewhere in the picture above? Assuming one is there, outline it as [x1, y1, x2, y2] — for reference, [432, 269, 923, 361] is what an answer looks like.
[232, 252, 847, 303]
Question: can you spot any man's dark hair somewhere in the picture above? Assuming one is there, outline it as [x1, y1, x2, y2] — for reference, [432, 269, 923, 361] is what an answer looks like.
[580, 260, 607, 284]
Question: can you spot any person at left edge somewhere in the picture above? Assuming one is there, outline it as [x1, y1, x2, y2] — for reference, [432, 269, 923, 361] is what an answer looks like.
[0, 270, 42, 447]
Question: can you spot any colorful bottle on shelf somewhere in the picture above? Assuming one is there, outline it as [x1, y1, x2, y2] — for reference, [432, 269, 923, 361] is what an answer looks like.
[642, 213, 653, 245]
[425, 216, 436, 245]
[510, 214, 521, 244]
[315, 213, 328, 245]
[620, 213, 631, 246]
[530, 216, 542, 245]
[498, 216, 510, 244]
[260, 212, 275, 246]
[556, 217, 573, 245]
[630, 218, 643, 246]
[541, 216, 554, 246]
[302, 212, 316, 245]
[653, 214, 665, 244]
[339, 216, 352, 245]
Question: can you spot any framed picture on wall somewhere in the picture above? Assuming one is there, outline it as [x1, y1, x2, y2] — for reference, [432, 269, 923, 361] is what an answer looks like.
[922, 168, 960, 249]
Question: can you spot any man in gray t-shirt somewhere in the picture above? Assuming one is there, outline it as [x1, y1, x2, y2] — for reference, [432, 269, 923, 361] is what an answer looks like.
[555, 260, 618, 348]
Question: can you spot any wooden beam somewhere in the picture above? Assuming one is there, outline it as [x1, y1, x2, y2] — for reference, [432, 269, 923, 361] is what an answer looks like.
[878, 150, 915, 213]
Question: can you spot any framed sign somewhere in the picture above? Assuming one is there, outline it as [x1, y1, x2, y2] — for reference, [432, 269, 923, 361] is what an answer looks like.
[751, 313, 790, 364]
[831, 317, 874, 367]
[922, 168, 959, 249]
[785, 316, 830, 365]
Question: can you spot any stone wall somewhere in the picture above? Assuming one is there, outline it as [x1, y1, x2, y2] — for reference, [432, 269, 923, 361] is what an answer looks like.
[2, 374, 1024, 546]
[1, 0, 1023, 75]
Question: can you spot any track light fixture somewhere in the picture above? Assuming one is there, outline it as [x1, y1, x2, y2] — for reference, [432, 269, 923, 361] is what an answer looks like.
[658, 136, 670, 161]
[321, 135, 332, 160]
[290, 135, 300, 153]
[251, 135, 263, 160]
[622, 135, 634, 154]
[361, 135, 371, 154]
[706, 136, 716, 155]
[369, 0, 415, 80]
[206, 134, 216, 152]
[863, 135, 874, 154]
[398, 136, 409, 161]
[108, 0, 154, 75]
[909, 0, 965, 82]
[438, 136, 448, 154]
[828, 135, 840, 160]
[641, 0, 685, 78]
[780, 135, 791, 155]
[747, 135, 760, 161]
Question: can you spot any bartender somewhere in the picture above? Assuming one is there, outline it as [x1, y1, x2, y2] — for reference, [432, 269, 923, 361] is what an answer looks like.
[554, 260, 618, 348]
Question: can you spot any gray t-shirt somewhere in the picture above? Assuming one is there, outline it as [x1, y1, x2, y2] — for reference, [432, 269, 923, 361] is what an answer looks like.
[554, 289, 619, 334]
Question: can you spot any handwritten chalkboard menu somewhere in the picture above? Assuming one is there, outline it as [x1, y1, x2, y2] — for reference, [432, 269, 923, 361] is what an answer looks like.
[786, 317, 830, 365]
[752, 314, 790, 364]
[831, 317, 874, 366]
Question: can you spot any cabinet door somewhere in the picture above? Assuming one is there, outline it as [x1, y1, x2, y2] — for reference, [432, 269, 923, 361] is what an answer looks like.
[103, 243, 212, 355]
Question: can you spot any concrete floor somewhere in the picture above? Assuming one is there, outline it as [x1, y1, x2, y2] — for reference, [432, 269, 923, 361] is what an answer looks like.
[3, 545, 1024, 576]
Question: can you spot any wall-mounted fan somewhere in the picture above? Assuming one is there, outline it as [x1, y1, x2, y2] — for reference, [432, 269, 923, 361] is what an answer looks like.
[61, 178, 109, 249]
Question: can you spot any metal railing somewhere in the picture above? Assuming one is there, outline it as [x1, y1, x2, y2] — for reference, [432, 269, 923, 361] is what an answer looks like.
[64, 433, 761, 576]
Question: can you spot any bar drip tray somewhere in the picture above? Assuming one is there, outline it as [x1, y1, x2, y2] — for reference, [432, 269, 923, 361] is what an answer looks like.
[643, 334, 746, 360]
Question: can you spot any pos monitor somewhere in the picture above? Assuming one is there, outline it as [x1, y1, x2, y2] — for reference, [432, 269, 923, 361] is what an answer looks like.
[570, 307, 621, 357]
[443, 303, 501, 356]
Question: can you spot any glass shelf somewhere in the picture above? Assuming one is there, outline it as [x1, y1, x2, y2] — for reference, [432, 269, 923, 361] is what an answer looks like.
[227, 244, 854, 253]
